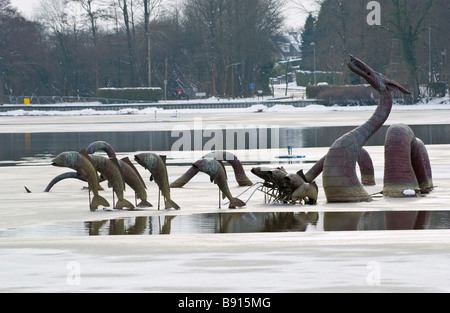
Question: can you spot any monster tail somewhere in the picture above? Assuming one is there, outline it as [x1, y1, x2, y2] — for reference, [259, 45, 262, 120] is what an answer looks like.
[165, 199, 181, 210]
[116, 199, 135, 210]
[229, 198, 246, 209]
[91, 195, 110, 211]
[137, 200, 153, 208]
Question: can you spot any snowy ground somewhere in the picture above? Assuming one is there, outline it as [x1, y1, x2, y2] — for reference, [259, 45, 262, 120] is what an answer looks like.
[1, 86, 448, 119]
[1, 103, 450, 293]
[1, 98, 450, 135]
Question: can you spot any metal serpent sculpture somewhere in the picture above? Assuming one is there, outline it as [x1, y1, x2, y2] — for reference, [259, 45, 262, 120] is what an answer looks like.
[170, 151, 253, 188]
[306, 55, 412, 203]
[383, 124, 433, 197]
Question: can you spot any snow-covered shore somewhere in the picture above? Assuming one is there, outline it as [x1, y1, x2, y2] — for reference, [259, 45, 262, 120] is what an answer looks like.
[1, 95, 448, 117]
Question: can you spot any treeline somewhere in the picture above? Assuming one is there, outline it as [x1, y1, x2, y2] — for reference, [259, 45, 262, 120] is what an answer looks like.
[0, 0, 285, 100]
[300, 0, 449, 101]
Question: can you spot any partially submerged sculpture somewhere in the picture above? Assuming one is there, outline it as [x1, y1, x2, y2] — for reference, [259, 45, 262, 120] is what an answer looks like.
[52, 151, 110, 211]
[193, 158, 246, 209]
[87, 141, 152, 208]
[134, 153, 181, 210]
[306, 55, 412, 203]
[384, 124, 433, 197]
[45, 171, 90, 193]
[255, 56, 432, 204]
[251, 167, 318, 205]
[119, 157, 153, 208]
[89, 154, 135, 210]
[170, 151, 253, 188]
[86, 141, 117, 158]
[305, 148, 375, 187]
[49, 141, 151, 208]
[46, 81, 434, 211]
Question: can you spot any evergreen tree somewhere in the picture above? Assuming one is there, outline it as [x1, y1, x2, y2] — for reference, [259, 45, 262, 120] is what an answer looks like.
[300, 13, 316, 71]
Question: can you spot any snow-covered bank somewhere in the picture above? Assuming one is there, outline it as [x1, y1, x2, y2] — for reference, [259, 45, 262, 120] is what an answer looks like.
[1, 95, 449, 117]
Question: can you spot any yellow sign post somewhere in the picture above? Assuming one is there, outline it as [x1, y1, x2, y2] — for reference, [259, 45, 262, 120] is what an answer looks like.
[24, 98, 30, 105]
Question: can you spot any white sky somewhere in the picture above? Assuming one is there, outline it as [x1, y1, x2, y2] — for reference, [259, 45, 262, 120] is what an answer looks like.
[10, 0, 41, 18]
[10, 0, 320, 30]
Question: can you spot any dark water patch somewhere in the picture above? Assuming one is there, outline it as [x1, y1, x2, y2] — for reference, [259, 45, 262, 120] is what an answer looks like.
[0, 131, 172, 164]
[292, 124, 450, 149]
[1, 211, 449, 238]
[1, 124, 449, 164]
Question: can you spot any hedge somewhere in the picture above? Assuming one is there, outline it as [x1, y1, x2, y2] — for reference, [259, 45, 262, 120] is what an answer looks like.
[97, 88, 163, 102]
[306, 84, 379, 106]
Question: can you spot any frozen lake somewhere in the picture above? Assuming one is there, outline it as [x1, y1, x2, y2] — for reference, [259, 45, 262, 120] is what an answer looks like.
[1, 108, 450, 293]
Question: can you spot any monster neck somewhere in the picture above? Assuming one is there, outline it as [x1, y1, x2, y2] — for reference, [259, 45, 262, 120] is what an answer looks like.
[353, 89, 393, 147]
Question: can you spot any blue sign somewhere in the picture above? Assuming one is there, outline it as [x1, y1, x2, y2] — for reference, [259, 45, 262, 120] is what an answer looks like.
[249, 83, 255, 89]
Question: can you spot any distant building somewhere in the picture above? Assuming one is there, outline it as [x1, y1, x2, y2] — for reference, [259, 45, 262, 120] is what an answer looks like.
[275, 32, 302, 60]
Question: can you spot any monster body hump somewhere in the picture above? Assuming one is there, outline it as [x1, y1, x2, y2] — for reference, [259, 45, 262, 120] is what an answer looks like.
[383, 124, 433, 197]
[323, 133, 371, 202]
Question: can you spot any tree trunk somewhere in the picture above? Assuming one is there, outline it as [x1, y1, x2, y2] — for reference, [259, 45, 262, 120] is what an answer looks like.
[144, 0, 151, 87]
[388, 0, 434, 102]
[0, 73, 3, 104]
[87, 3, 99, 94]
[121, 0, 138, 86]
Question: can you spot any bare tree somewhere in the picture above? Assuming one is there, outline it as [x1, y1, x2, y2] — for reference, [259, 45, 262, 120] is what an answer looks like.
[386, 0, 434, 101]
[37, 0, 80, 96]
[144, 0, 162, 87]
[291, 0, 322, 17]
[183, 0, 284, 97]
[117, 0, 139, 86]
[70, 0, 110, 92]
[0, 0, 50, 97]
[144, 0, 151, 87]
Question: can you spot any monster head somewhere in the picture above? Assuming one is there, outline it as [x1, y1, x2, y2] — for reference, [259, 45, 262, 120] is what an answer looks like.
[348, 55, 411, 94]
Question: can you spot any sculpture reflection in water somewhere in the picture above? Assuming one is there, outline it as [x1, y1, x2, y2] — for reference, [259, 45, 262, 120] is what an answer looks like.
[84, 211, 434, 235]
[85, 216, 176, 235]
[324, 211, 431, 231]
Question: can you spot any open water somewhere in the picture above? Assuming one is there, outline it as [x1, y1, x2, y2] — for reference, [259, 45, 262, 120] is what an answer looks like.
[1, 124, 449, 165]
[1, 211, 450, 238]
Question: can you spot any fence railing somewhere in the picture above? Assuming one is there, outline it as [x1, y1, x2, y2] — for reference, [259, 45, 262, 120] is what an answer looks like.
[1, 95, 157, 105]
